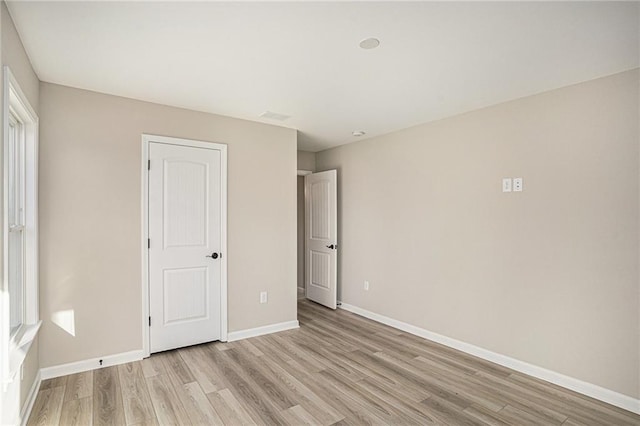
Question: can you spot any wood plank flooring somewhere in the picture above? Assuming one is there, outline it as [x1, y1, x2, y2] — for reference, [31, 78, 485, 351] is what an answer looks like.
[28, 299, 640, 425]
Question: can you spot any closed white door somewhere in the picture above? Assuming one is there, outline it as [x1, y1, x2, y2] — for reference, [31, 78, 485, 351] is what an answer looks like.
[305, 170, 337, 309]
[148, 141, 222, 353]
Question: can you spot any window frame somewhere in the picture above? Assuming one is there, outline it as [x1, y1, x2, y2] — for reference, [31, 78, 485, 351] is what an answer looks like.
[7, 108, 25, 338]
[1, 66, 40, 391]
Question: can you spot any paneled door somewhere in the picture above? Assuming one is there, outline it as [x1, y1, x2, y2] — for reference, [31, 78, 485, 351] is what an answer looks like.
[305, 170, 337, 309]
[148, 140, 223, 353]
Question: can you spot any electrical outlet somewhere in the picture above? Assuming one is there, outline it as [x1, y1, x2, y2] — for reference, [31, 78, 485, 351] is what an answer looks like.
[364, 281, 370, 291]
[513, 177, 523, 192]
[260, 291, 268, 304]
[502, 178, 512, 192]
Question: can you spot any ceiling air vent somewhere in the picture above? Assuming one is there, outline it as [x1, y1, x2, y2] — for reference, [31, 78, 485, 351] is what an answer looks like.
[260, 111, 290, 121]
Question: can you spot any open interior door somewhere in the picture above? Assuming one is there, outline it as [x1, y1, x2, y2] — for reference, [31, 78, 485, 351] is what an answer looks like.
[304, 170, 337, 309]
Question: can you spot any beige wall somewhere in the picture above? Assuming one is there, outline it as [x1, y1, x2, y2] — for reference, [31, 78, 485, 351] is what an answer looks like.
[0, 0, 41, 412]
[297, 150, 316, 172]
[316, 69, 640, 399]
[38, 83, 297, 368]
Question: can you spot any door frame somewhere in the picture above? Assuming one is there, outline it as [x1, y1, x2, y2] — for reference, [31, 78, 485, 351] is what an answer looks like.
[141, 134, 228, 358]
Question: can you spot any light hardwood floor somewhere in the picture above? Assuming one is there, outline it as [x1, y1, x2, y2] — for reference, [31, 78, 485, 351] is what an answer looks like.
[29, 299, 640, 425]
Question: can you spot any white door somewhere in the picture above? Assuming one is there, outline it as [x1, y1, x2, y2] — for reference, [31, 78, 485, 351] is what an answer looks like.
[305, 170, 337, 309]
[148, 141, 222, 353]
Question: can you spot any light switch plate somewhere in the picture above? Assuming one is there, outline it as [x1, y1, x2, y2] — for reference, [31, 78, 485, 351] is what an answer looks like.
[502, 178, 512, 192]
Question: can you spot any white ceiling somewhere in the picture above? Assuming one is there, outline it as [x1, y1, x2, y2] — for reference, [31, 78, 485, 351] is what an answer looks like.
[7, 1, 639, 152]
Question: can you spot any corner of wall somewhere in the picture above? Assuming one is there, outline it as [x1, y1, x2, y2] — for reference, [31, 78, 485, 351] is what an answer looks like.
[297, 150, 316, 172]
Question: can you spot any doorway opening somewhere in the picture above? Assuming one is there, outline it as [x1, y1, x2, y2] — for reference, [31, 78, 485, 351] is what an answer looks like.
[297, 169, 338, 310]
[297, 170, 311, 299]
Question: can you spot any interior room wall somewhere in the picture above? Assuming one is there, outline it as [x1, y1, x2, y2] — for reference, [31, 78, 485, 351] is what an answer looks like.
[297, 150, 316, 172]
[0, 0, 40, 414]
[38, 82, 297, 368]
[315, 69, 640, 399]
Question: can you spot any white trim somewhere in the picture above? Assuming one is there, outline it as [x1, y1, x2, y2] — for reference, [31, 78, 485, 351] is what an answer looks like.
[19, 369, 41, 426]
[40, 350, 144, 380]
[3, 67, 37, 122]
[1, 67, 39, 395]
[297, 169, 312, 176]
[227, 320, 299, 342]
[8, 321, 41, 378]
[339, 302, 640, 415]
[141, 140, 149, 357]
[141, 134, 228, 357]
[220, 144, 228, 343]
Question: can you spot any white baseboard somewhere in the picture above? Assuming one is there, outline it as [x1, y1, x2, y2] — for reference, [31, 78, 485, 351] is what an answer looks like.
[339, 302, 640, 415]
[227, 320, 299, 342]
[40, 350, 144, 380]
[19, 370, 41, 426]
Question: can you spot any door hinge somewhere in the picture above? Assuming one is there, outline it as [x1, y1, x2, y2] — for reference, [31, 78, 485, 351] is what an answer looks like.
[149, 316, 151, 327]
[148, 238, 150, 249]
[148, 160, 150, 170]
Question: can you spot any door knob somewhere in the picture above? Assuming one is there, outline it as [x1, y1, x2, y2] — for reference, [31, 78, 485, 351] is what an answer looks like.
[326, 244, 336, 249]
[206, 252, 219, 259]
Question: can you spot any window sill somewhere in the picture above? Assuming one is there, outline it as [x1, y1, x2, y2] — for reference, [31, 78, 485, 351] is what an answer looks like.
[7, 320, 41, 381]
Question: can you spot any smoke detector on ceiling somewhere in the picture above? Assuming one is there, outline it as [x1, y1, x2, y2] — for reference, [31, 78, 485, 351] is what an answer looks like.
[352, 131, 366, 137]
[260, 111, 291, 121]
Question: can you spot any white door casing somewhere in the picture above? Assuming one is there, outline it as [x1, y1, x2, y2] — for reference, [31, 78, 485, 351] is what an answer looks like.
[143, 135, 227, 354]
[305, 170, 337, 309]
